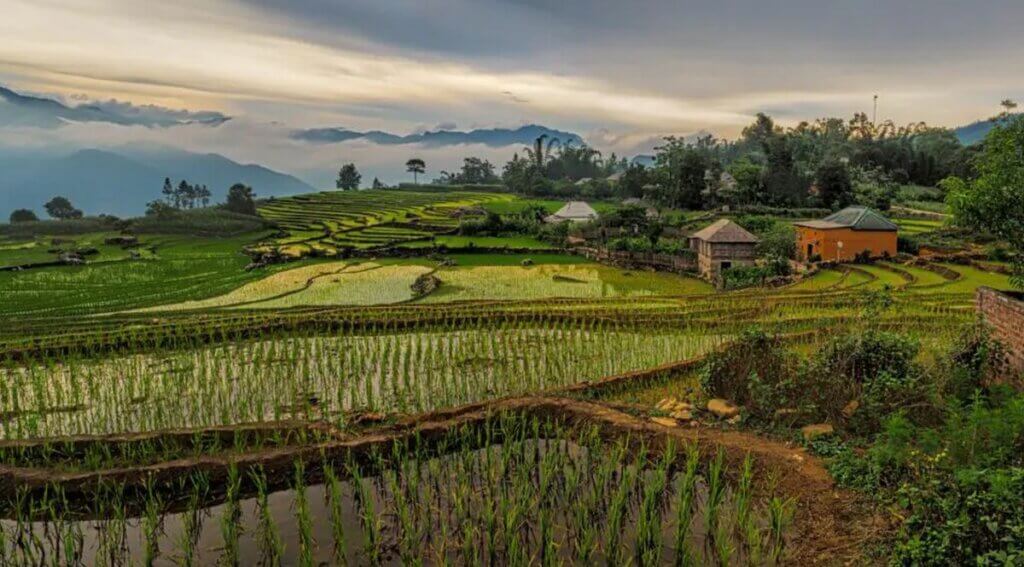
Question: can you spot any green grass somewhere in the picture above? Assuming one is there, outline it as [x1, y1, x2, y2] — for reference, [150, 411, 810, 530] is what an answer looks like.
[0, 232, 279, 318]
[894, 218, 945, 235]
[398, 235, 557, 250]
[789, 269, 845, 291]
[0, 232, 141, 268]
[933, 263, 1012, 294]
[418, 263, 712, 303]
[482, 198, 621, 216]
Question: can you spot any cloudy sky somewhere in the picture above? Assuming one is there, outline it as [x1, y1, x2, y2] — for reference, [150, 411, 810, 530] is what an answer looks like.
[1, 0, 1022, 185]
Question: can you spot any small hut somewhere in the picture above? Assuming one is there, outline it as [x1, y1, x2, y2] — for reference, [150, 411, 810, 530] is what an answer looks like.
[545, 201, 598, 223]
[688, 219, 759, 280]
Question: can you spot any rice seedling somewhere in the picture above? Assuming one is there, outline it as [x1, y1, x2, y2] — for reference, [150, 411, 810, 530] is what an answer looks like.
[0, 412, 796, 565]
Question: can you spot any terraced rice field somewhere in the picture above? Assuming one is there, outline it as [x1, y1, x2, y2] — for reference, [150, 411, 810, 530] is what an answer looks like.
[420, 263, 712, 303]
[1, 323, 728, 438]
[893, 217, 945, 235]
[256, 190, 513, 256]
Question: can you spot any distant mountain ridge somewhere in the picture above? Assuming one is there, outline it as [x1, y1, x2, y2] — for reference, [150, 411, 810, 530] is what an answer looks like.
[0, 84, 230, 129]
[291, 124, 584, 147]
[0, 146, 314, 218]
[953, 114, 1020, 145]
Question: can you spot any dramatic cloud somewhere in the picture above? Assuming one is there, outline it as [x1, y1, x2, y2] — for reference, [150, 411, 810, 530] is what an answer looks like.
[0, 85, 230, 129]
[0, 0, 1022, 199]
[290, 124, 583, 148]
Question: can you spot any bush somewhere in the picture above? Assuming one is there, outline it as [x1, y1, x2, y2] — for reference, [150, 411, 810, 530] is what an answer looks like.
[131, 208, 271, 236]
[720, 265, 771, 289]
[792, 329, 938, 434]
[699, 328, 797, 419]
[944, 321, 1007, 402]
[897, 235, 920, 255]
[832, 393, 1024, 565]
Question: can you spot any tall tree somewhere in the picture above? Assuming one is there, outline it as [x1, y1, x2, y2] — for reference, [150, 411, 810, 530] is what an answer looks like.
[405, 158, 426, 184]
[336, 163, 362, 190]
[44, 196, 83, 220]
[9, 209, 38, 223]
[944, 112, 1024, 287]
[224, 183, 258, 216]
[815, 160, 853, 209]
[372, 177, 385, 189]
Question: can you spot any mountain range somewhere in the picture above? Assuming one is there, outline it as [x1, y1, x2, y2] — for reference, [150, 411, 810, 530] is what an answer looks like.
[291, 124, 584, 148]
[953, 115, 1019, 145]
[0, 146, 314, 219]
[0, 85, 230, 129]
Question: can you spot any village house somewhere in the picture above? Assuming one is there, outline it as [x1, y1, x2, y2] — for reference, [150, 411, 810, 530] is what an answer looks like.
[688, 219, 759, 280]
[794, 206, 898, 262]
[544, 201, 598, 223]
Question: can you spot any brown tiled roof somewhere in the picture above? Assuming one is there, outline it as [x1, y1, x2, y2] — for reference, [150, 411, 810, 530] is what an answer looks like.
[689, 219, 759, 243]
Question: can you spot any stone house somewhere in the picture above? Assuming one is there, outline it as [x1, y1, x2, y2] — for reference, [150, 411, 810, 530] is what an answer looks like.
[688, 219, 759, 280]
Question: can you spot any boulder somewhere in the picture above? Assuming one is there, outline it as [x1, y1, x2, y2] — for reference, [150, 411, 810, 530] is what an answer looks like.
[670, 409, 693, 421]
[706, 398, 740, 419]
[801, 423, 835, 442]
[842, 400, 860, 419]
[651, 417, 679, 428]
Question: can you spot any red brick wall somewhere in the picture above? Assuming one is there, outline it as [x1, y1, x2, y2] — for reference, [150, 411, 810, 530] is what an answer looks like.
[977, 286, 1024, 387]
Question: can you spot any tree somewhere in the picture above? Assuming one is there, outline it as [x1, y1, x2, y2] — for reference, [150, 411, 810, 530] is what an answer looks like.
[336, 163, 361, 190]
[224, 183, 257, 216]
[196, 184, 212, 207]
[816, 160, 853, 209]
[653, 137, 710, 209]
[44, 196, 83, 220]
[372, 177, 385, 190]
[944, 113, 1024, 287]
[161, 177, 175, 206]
[9, 209, 38, 223]
[442, 157, 500, 185]
[145, 200, 178, 219]
[405, 158, 426, 184]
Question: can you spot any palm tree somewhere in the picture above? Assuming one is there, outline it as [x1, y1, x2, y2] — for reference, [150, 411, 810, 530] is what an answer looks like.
[405, 158, 426, 184]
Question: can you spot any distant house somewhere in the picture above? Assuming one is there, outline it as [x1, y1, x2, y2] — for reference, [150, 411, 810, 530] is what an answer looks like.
[545, 201, 598, 223]
[688, 219, 759, 280]
[630, 155, 657, 168]
[794, 206, 898, 262]
[607, 171, 625, 183]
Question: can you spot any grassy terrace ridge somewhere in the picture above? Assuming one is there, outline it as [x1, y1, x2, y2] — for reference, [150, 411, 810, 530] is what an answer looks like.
[254, 188, 515, 257]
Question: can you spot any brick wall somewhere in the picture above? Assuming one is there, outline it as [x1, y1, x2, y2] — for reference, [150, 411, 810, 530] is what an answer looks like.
[977, 286, 1024, 387]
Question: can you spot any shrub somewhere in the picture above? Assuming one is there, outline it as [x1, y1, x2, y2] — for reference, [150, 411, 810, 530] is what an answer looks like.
[720, 265, 771, 289]
[8, 209, 38, 223]
[833, 393, 1024, 565]
[944, 321, 1007, 402]
[800, 330, 934, 432]
[897, 235, 920, 254]
[699, 328, 797, 419]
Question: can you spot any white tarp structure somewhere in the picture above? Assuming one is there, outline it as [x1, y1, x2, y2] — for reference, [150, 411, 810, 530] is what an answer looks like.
[544, 201, 598, 223]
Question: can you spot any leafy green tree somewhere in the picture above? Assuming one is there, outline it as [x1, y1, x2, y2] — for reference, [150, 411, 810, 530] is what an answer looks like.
[944, 112, 1024, 287]
[372, 177, 385, 189]
[440, 157, 500, 184]
[224, 183, 257, 216]
[336, 163, 361, 190]
[653, 137, 710, 209]
[8, 209, 38, 223]
[724, 158, 764, 205]
[405, 158, 426, 184]
[44, 196, 83, 220]
[617, 164, 650, 199]
[145, 200, 178, 219]
[816, 160, 853, 209]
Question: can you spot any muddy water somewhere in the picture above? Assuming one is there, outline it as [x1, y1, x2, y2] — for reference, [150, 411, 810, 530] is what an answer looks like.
[0, 439, 787, 566]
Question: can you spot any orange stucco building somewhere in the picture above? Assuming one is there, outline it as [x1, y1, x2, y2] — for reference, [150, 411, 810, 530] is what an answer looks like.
[795, 206, 898, 262]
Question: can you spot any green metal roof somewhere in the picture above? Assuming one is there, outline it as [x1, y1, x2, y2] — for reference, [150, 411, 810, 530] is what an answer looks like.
[819, 206, 898, 231]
